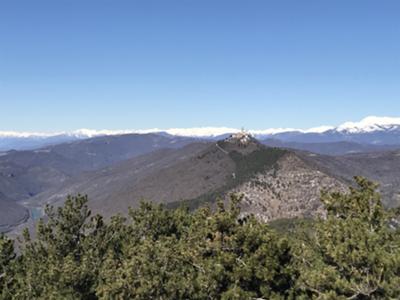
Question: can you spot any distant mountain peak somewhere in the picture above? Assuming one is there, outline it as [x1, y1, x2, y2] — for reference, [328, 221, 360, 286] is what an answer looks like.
[336, 116, 400, 133]
[2, 116, 400, 151]
[1, 116, 400, 139]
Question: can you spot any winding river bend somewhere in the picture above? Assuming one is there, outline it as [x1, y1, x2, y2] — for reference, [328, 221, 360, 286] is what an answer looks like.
[29, 207, 44, 220]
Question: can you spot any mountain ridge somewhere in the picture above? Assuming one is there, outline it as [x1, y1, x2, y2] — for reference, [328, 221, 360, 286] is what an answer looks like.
[2, 131, 400, 233]
[2, 116, 400, 151]
[1, 116, 400, 138]
[27, 134, 347, 223]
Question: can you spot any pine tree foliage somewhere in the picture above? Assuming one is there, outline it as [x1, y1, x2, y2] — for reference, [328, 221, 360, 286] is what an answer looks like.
[0, 177, 399, 299]
[294, 177, 400, 299]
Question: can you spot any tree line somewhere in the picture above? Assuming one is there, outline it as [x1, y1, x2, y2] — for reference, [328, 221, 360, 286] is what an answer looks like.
[1, 177, 400, 299]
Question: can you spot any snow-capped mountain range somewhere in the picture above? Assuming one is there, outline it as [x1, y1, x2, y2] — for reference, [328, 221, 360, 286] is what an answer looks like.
[1, 116, 400, 151]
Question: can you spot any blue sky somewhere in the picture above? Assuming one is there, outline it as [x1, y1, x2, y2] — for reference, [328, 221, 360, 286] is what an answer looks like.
[1, 0, 400, 132]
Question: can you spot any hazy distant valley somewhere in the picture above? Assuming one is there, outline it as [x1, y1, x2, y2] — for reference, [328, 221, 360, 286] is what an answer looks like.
[1, 118, 400, 233]
[0, 134, 196, 231]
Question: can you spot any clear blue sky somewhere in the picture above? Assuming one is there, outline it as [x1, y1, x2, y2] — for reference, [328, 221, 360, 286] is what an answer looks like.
[1, 0, 399, 131]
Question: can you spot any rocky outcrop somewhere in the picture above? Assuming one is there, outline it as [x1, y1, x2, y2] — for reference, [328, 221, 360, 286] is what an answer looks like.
[230, 153, 348, 222]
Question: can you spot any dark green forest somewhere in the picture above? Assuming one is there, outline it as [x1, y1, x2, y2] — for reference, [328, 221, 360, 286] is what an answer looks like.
[1, 177, 400, 299]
